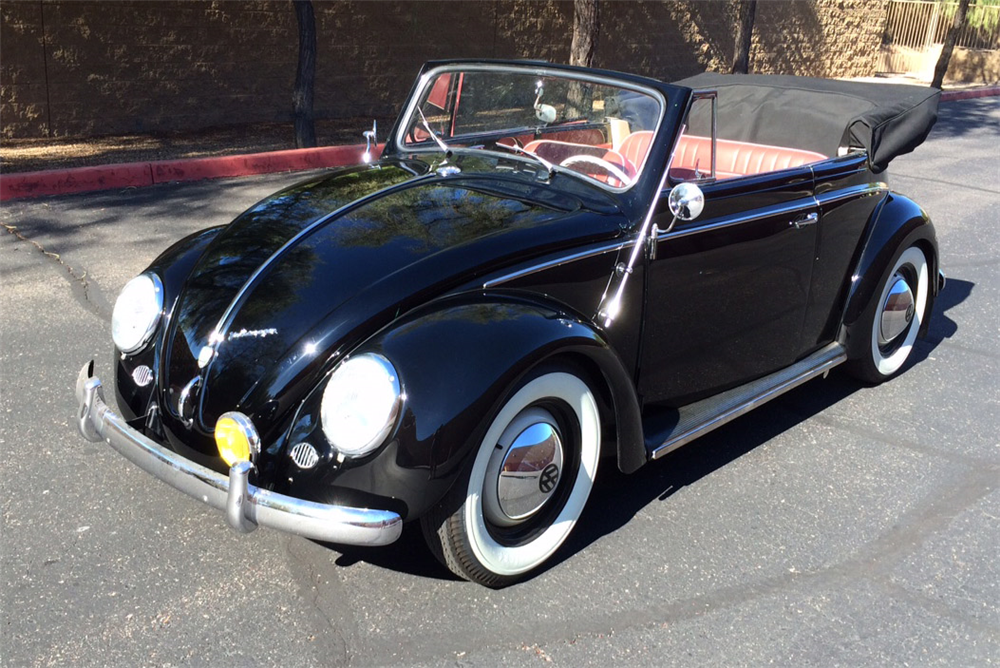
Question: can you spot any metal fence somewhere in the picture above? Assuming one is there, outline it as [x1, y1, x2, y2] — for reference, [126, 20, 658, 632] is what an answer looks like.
[880, 1, 1000, 75]
[882, 1, 1000, 50]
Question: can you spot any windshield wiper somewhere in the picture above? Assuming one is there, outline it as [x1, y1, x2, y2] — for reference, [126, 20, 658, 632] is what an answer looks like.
[416, 105, 450, 154]
[494, 142, 555, 178]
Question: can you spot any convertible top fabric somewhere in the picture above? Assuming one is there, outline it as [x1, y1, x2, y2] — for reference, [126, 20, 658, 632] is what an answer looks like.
[672, 73, 940, 173]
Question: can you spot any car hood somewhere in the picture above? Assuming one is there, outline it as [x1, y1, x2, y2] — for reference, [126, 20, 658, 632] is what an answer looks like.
[160, 157, 624, 442]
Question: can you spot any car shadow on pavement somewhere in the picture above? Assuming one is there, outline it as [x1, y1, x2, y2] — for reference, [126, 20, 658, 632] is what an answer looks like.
[929, 98, 999, 139]
[910, 276, 970, 365]
[324, 278, 972, 585]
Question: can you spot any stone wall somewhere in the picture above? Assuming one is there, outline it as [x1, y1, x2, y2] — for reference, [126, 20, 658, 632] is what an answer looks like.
[1, 0, 890, 140]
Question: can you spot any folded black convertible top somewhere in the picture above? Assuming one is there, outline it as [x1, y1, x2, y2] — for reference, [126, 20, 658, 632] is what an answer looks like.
[672, 73, 940, 173]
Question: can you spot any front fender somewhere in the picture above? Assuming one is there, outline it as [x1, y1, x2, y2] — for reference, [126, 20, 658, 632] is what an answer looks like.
[840, 192, 939, 357]
[325, 292, 644, 520]
[148, 226, 225, 304]
[115, 226, 224, 421]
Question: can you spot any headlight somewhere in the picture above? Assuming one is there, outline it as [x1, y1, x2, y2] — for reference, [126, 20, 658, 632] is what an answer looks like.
[320, 353, 401, 458]
[111, 273, 164, 354]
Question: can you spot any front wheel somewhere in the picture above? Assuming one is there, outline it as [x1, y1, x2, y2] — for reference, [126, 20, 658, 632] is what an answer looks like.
[421, 368, 601, 587]
[847, 245, 929, 383]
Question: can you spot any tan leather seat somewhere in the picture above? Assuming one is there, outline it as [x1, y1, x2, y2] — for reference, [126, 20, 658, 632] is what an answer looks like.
[670, 135, 826, 180]
[523, 139, 607, 165]
[619, 131, 654, 172]
[523, 139, 635, 187]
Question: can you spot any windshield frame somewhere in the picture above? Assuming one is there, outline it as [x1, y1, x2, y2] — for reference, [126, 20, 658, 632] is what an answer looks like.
[393, 63, 668, 193]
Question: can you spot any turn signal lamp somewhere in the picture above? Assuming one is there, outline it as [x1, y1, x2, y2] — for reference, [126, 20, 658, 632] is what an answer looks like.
[215, 412, 260, 466]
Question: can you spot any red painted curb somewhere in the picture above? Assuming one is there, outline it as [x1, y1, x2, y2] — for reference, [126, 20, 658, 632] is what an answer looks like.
[1, 162, 153, 201]
[150, 144, 368, 184]
[941, 86, 1000, 101]
[1, 143, 377, 202]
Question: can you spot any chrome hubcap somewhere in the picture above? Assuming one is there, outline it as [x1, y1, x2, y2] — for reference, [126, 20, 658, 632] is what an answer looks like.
[483, 408, 564, 527]
[879, 274, 915, 345]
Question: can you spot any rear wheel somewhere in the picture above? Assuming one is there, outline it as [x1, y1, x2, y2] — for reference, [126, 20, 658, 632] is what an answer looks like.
[847, 245, 929, 383]
[421, 367, 601, 587]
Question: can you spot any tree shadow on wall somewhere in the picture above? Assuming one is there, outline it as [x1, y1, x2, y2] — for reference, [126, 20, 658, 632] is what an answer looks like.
[596, 1, 732, 81]
[593, 1, 822, 82]
[743, 1, 825, 76]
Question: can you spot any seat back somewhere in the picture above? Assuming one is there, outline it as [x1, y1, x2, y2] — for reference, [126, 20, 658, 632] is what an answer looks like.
[670, 135, 826, 180]
[619, 131, 653, 172]
[523, 140, 607, 165]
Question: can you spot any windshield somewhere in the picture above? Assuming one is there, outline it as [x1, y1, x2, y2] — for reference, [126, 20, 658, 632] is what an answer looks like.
[397, 65, 665, 191]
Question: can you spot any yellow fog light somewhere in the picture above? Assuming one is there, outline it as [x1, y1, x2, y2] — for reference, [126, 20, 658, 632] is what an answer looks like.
[215, 412, 260, 466]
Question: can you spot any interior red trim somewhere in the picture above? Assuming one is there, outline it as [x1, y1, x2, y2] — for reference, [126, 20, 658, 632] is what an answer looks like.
[670, 135, 826, 180]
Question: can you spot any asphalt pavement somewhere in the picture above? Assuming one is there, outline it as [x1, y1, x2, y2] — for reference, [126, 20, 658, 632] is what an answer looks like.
[1, 98, 998, 667]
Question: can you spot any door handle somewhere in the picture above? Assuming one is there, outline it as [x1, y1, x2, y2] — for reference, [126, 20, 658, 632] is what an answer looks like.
[791, 212, 819, 229]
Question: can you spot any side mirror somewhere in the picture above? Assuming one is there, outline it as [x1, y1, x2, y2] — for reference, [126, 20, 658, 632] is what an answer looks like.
[667, 182, 704, 221]
[650, 182, 705, 260]
[362, 120, 377, 164]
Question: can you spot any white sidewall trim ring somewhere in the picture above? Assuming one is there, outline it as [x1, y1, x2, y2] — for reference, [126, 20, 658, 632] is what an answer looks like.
[871, 246, 928, 376]
[464, 372, 600, 577]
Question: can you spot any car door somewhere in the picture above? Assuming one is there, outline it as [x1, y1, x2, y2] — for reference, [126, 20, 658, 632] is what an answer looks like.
[637, 167, 819, 407]
[800, 151, 886, 350]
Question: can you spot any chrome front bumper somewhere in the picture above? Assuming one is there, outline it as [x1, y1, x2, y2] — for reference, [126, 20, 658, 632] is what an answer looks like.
[75, 362, 402, 546]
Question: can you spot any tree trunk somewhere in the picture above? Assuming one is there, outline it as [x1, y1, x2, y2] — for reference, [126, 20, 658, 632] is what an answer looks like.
[931, 0, 970, 89]
[730, 0, 757, 74]
[570, 0, 599, 68]
[293, 0, 317, 148]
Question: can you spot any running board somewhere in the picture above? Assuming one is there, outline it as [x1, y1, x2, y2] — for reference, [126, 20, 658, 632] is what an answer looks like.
[649, 342, 847, 460]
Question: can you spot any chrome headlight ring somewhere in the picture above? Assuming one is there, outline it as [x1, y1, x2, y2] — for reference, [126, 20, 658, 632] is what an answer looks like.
[320, 353, 402, 458]
[111, 273, 164, 354]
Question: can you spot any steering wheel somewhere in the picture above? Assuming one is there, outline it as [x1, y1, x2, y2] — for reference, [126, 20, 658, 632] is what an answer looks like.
[496, 137, 523, 149]
[559, 155, 633, 187]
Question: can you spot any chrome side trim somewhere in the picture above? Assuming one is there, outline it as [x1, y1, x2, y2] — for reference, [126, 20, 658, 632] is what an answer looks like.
[75, 363, 403, 547]
[657, 197, 818, 241]
[482, 240, 628, 288]
[209, 175, 431, 345]
[815, 182, 888, 206]
[656, 183, 887, 242]
[650, 343, 847, 460]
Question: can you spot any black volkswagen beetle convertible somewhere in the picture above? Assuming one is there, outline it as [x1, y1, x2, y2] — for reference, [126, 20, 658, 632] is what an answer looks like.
[77, 60, 944, 586]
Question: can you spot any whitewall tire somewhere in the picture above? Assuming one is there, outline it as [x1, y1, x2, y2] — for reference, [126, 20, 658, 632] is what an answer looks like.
[422, 368, 601, 587]
[848, 245, 929, 383]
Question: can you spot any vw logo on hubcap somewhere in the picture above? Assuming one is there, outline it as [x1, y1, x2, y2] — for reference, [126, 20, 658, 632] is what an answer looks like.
[539, 463, 560, 493]
[484, 410, 566, 527]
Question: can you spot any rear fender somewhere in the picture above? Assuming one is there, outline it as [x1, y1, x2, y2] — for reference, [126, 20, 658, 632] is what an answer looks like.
[840, 192, 939, 357]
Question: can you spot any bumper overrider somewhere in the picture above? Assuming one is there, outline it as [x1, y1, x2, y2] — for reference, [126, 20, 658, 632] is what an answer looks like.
[75, 362, 402, 546]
